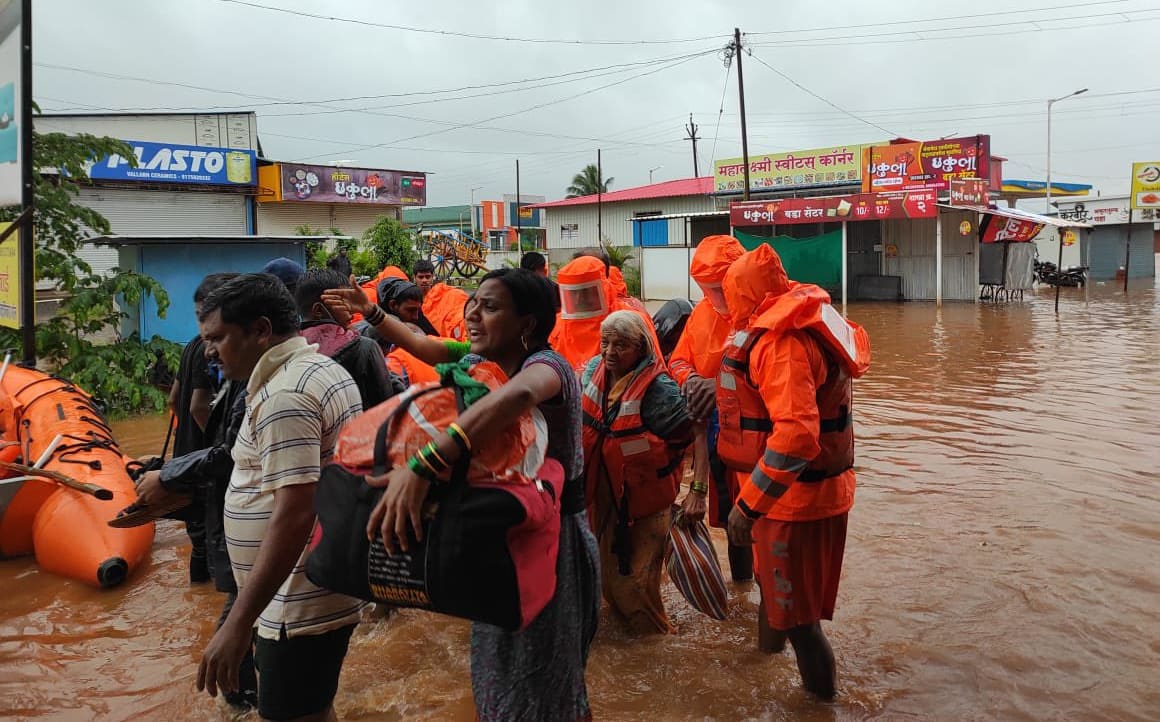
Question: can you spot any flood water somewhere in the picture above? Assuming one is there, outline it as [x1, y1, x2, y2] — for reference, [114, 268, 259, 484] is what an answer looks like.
[2, 275, 1158, 721]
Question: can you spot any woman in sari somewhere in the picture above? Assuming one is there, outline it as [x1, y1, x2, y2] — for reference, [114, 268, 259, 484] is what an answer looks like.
[580, 311, 693, 634]
[323, 269, 599, 721]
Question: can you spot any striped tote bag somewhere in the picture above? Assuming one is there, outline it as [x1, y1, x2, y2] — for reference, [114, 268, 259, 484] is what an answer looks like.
[665, 506, 729, 620]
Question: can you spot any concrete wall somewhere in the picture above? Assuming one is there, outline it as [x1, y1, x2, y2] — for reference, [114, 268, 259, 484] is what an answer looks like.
[37, 113, 259, 151]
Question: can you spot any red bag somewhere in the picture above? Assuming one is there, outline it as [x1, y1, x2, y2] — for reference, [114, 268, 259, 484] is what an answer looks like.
[308, 367, 561, 631]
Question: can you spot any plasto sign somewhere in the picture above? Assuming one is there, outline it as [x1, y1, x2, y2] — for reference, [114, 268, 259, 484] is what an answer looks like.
[91, 140, 256, 186]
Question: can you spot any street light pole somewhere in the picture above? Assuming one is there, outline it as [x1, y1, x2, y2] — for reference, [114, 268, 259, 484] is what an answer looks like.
[469, 185, 482, 237]
[649, 165, 662, 184]
[1048, 87, 1087, 314]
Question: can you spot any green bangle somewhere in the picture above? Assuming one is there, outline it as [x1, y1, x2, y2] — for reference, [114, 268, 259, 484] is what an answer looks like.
[407, 454, 439, 482]
[690, 481, 709, 494]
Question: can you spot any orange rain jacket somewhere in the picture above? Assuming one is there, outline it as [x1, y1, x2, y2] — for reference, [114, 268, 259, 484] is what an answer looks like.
[609, 266, 647, 314]
[668, 235, 745, 386]
[719, 244, 871, 523]
[550, 256, 662, 373]
[422, 283, 470, 341]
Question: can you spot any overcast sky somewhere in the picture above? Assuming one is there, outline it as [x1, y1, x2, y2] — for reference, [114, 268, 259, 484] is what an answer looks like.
[33, 0, 1160, 208]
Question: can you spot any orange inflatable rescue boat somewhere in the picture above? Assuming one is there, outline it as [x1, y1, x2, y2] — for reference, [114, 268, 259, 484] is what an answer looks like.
[0, 363, 153, 588]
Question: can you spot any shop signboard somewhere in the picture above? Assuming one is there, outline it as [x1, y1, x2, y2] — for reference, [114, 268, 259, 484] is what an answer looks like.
[1056, 199, 1144, 225]
[0, 1, 22, 206]
[862, 135, 990, 192]
[949, 178, 989, 206]
[278, 163, 427, 205]
[1130, 161, 1160, 209]
[0, 221, 18, 328]
[91, 140, 256, 187]
[730, 189, 937, 226]
[714, 144, 863, 194]
[981, 216, 1044, 243]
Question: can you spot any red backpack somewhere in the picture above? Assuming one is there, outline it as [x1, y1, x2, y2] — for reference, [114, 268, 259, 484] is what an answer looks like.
[307, 375, 562, 631]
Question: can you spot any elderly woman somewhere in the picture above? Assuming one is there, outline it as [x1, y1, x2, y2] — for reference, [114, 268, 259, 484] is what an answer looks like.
[581, 310, 693, 634]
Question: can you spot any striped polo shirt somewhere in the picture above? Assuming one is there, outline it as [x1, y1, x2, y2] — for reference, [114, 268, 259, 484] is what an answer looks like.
[225, 336, 365, 640]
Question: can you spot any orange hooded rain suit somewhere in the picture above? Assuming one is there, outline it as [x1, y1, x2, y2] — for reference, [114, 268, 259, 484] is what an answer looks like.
[719, 244, 871, 523]
[352, 266, 409, 324]
[550, 256, 661, 373]
[668, 235, 745, 386]
[421, 283, 470, 341]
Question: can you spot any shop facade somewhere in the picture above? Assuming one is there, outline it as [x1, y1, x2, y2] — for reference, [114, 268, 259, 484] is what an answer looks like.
[255, 161, 428, 239]
[1040, 196, 1156, 280]
[36, 112, 260, 275]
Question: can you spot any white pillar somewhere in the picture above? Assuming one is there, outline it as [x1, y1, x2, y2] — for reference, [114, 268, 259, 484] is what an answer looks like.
[841, 221, 848, 314]
[935, 211, 943, 307]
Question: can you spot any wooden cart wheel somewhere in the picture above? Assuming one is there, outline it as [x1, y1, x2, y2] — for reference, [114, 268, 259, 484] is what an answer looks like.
[429, 242, 456, 280]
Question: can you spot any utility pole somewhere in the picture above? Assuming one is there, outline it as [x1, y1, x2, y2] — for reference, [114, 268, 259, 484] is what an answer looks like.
[515, 159, 522, 249]
[597, 148, 603, 247]
[732, 27, 752, 201]
[684, 114, 701, 177]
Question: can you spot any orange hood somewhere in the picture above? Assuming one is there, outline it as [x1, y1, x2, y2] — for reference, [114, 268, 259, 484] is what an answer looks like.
[609, 266, 629, 299]
[723, 244, 793, 329]
[690, 235, 745, 286]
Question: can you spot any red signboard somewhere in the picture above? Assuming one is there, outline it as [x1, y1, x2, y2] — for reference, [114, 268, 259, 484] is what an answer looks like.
[862, 135, 990, 192]
[981, 216, 1044, 243]
[730, 189, 937, 226]
[950, 178, 990, 206]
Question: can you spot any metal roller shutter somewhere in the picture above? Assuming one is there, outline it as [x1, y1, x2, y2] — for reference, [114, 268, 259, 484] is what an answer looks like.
[333, 205, 395, 239]
[256, 203, 335, 237]
[76, 188, 247, 276]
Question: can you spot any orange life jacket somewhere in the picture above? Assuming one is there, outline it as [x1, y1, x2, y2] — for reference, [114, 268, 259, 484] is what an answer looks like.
[387, 346, 440, 387]
[717, 300, 867, 522]
[581, 357, 681, 521]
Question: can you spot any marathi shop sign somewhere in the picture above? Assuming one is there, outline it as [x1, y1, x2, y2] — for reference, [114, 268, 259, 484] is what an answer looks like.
[730, 189, 937, 226]
[981, 216, 1044, 243]
[278, 163, 427, 205]
[714, 144, 863, 194]
[862, 135, 990, 192]
[91, 140, 256, 186]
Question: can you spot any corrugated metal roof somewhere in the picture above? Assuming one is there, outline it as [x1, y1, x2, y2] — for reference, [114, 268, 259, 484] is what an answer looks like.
[533, 177, 713, 208]
[627, 210, 728, 221]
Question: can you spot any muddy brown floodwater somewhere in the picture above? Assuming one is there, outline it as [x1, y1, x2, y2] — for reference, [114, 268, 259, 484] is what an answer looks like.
[2, 277, 1158, 721]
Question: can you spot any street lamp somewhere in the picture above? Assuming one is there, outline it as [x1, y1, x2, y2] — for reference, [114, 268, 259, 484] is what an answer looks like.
[1047, 87, 1087, 313]
[469, 185, 483, 237]
[649, 166, 663, 184]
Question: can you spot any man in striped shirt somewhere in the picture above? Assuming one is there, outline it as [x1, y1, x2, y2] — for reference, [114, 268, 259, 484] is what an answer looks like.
[195, 274, 364, 722]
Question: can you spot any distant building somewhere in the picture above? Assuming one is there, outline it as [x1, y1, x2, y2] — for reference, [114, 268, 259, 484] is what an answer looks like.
[535, 177, 721, 250]
[1036, 195, 1156, 280]
[402, 204, 472, 236]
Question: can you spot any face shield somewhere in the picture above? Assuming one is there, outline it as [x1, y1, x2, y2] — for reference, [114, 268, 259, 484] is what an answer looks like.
[559, 279, 608, 320]
[698, 281, 729, 316]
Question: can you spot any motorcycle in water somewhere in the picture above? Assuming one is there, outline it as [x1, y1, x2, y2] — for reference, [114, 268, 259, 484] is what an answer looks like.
[1034, 259, 1087, 287]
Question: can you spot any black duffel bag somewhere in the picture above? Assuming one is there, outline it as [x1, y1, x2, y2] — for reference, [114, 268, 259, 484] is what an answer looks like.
[305, 382, 563, 631]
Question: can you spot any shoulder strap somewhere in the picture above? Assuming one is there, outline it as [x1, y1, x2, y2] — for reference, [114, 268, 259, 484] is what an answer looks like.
[371, 385, 443, 476]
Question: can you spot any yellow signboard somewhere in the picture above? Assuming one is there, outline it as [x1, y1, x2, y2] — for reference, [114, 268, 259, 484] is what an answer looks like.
[714, 144, 863, 194]
[0, 221, 19, 329]
[1130, 162, 1160, 209]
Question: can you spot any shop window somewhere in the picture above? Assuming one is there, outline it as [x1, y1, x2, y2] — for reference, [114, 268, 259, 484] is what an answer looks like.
[561, 223, 579, 245]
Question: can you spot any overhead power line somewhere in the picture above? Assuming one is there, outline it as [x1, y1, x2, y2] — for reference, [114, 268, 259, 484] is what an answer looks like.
[746, 0, 1129, 35]
[748, 8, 1160, 48]
[746, 49, 899, 137]
[215, 0, 726, 45]
[297, 51, 709, 161]
[35, 49, 715, 112]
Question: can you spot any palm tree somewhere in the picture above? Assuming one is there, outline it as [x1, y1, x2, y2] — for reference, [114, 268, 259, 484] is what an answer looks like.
[566, 164, 613, 198]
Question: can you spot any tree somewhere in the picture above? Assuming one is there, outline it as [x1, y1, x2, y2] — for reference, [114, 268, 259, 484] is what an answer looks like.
[0, 129, 179, 417]
[295, 224, 347, 269]
[566, 164, 613, 198]
[363, 215, 417, 274]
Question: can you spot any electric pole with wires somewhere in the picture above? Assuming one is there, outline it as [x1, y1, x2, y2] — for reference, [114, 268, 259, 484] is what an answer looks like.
[684, 114, 701, 178]
[725, 28, 751, 200]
